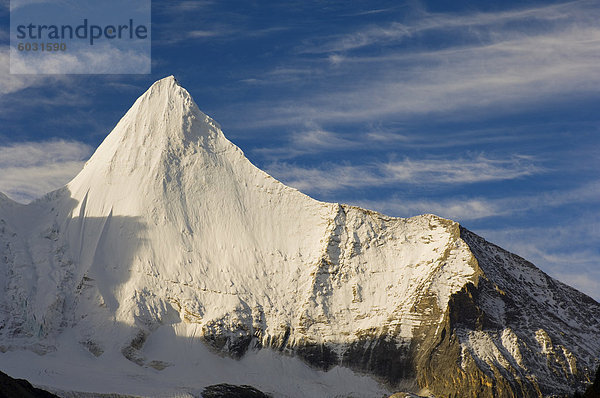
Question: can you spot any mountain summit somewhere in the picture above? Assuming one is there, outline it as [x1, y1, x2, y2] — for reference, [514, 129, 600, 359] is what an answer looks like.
[0, 77, 599, 398]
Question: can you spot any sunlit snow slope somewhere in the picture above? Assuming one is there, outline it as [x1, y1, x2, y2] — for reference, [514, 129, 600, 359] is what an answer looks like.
[0, 77, 598, 398]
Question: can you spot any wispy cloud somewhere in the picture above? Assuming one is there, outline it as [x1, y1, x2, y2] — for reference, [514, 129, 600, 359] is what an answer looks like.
[187, 30, 229, 38]
[161, 0, 214, 13]
[292, 128, 356, 149]
[9, 0, 51, 12]
[163, 26, 289, 45]
[269, 29, 600, 125]
[266, 154, 540, 193]
[155, 25, 284, 45]
[9, 44, 150, 74]
[239, 66, 323, 87]
[304, 1, 593, 54]
[251, 123, 544, 161]
[384, 155, 539, 184]
[231, 1, 600, 129]
[302, 21, 412, 54]
[153, 1, 289, 47]
[341, 6, 404, 18]
[0, 48, 141, 129]
[255, 126, 358, 159]
[267, 162, 382, 193]
[0, 47, 54, 95]
[152, 0, 215, 18]
[0, 140, 92, 203]
[350, 179, 600, 221]
[355, 197, 502, 221]
[365, 130, 410, 143]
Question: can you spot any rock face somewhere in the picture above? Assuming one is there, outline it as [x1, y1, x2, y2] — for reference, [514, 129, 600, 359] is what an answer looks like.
[0, 77, 599, 397]
[201, 384, 272, 398]
[0, 370, 57, 398]
[580, 365, 600, 398]
[413, 228, 600, 397]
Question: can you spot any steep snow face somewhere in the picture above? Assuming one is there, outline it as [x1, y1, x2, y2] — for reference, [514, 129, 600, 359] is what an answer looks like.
[0, 76, 598, 397]
[60, 76, 340, 340]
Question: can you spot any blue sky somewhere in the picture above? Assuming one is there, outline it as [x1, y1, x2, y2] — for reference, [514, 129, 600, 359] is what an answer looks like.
[0, 0, 599, 299]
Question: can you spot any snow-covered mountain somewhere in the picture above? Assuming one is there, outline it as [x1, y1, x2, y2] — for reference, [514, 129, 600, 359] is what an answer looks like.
[0, 76, 598, 398]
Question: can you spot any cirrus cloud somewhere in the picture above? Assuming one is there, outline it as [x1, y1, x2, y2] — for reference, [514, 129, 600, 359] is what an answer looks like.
[0, 140, 92, 203]
[266, 154, 540, 193]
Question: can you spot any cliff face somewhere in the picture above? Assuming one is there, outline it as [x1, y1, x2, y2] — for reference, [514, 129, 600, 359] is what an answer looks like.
[396, 227, 599, 398]
[581, 365, 600, 397]
[406, 228, 600, 398]
[454, 229, 599, 397]
[0, 371, 57, 398]
[0, 77, 598, 398]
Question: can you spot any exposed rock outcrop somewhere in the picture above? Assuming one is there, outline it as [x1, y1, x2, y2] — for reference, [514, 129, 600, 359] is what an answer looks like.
[0, 371, 57, 398]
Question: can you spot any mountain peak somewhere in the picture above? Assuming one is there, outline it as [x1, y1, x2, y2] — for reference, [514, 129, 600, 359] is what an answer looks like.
[154, 74, 179, 86]
[64, 77, 239, 219]
[68, 77, 228, 188]
[141, 74, 185, 104]
[106, 75, 222, 148]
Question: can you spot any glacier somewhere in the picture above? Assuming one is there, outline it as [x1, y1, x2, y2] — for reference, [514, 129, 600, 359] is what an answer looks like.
[0, 76, 598, 398]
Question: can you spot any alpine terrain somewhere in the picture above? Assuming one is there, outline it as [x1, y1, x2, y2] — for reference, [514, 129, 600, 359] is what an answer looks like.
[0, 76, 598, 398]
